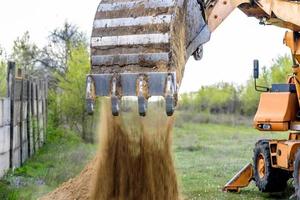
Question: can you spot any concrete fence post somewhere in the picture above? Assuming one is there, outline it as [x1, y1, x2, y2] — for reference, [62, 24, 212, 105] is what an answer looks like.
[0, 61, 49, 178]
[8, 62, 16, 169]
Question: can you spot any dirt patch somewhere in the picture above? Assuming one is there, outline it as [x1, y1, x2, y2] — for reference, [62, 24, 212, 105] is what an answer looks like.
[41, 99, 180, 200]
[40, 157, 97, 200]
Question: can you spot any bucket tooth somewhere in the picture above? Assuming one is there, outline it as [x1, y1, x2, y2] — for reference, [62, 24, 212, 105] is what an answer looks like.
[165, 96, 175, 116]
[86, 99, 95, 115]
[111, 76, 120, 116]
[137, 76, 148, 117]
[165, 74, 176, 116]
[138, 96, 148, 117]
[111, 96, 120, 116]
[86, 76, 96, 115]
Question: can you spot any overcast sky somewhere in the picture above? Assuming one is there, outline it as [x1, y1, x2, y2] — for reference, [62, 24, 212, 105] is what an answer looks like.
[0, 0, 290, 93]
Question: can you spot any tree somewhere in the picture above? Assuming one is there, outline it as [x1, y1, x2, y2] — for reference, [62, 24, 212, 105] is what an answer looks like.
[270, 55, 292, 83]
[239, 80, 260, 115]
[40, 22, 87, 75]
[43, 23, 95, 141]
[11, 32, 39, 73]
[193, 82, 239, 114]
[179, 93, 197, 110]
[52, 43, 93, 141]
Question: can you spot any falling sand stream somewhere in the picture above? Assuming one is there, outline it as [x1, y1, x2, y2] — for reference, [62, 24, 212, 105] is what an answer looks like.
[41, 98, 180, 200]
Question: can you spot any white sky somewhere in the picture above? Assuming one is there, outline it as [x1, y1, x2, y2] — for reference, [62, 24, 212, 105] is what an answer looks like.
[0, 0, 290, 93]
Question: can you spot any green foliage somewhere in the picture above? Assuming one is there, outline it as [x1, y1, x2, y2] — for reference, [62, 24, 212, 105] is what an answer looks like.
[49, 44, 95, 141]
[270, 55, 293, 83]
[179, 93, 197, 111]
[0, 60, 6, 97]
[179, 82, 241, 115]
[179, 55, 293, 116]
[0, 24, 94, 142]
[0, 46, 6, 96]
[239, 80, 260, 115]
[239, 66, 270, 115]
[11, 32, 39, 73]
[41, 23, 96, 142]
[0, 180, 18, 200]
[0, 127, 96, 200]
[195, 82, 240, 114]
[41, 22, 87, 74]
[57, 44, 89, 118]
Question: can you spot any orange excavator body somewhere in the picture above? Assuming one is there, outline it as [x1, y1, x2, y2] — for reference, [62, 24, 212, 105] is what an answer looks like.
[254, 92, 298, 131]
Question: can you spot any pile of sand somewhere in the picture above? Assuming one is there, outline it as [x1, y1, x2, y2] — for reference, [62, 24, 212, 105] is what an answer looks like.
[40, 157, 98, 200]
[41, 99, 180, 200]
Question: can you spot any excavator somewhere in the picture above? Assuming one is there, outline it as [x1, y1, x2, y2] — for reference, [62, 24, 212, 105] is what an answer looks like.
[85, 0, 300, 198]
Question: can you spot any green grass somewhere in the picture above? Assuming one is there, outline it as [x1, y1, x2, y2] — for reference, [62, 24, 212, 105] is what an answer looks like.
[0, 119, 294, 200]
[0, 128, 97, 200]
[173, 123, 292, 200]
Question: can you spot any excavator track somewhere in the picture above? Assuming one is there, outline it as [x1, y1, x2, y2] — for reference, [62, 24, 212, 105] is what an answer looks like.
[87, 0, 211, 116]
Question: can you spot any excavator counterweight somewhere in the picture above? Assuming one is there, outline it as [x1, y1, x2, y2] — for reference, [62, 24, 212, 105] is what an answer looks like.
[86, 0, 211, 116]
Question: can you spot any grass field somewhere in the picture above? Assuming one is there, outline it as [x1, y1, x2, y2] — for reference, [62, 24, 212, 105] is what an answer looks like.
[0, 128, 97, 200]
[173, 122, 291, 200]
[0, 118, 293, 200]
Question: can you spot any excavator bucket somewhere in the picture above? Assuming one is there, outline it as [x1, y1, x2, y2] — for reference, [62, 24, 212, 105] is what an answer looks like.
[223, 163, 254, 192]
[86, 0, 211, 116]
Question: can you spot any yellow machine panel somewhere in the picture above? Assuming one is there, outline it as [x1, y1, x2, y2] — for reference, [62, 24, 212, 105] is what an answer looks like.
[254, 92, 298, 131]
[269, 140, 300, 170]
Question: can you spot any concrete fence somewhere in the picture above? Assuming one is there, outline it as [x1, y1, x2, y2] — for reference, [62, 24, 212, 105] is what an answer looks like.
[0, 62, 48, 178]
